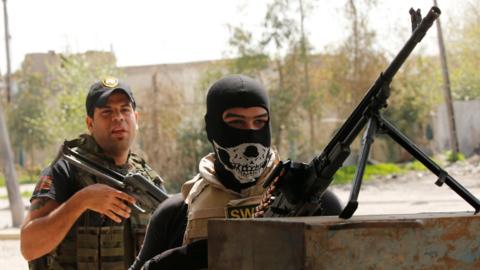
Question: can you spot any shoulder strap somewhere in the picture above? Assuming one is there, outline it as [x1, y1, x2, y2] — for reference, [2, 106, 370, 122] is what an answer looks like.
[129, 153, 165, 186]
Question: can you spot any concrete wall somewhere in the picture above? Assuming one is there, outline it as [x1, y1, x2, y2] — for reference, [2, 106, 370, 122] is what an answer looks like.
[433, 101, 480, 156]
[121, 60, 216, 105]
[209, 213, 480, 270]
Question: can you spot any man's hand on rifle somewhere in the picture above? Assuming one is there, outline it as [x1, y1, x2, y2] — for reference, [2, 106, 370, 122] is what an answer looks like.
[76, 183, 136, 223]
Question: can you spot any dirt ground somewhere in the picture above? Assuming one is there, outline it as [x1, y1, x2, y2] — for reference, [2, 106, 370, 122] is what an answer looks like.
[1, 157, 479, 270]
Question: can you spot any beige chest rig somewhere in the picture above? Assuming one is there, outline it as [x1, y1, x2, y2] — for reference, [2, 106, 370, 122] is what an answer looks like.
[182, 151, 279, 244]
[30, 134, 163, 270]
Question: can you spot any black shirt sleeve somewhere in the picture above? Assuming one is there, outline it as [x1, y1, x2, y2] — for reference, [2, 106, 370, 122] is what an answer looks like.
[30, 158, 76, 203]
[143, 239, 208, 270]
[129, 193, 188, 270]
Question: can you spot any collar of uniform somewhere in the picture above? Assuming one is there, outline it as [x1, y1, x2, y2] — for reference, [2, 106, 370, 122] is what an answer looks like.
[198, 153, 227, 190]
[79, 133, 131, 170]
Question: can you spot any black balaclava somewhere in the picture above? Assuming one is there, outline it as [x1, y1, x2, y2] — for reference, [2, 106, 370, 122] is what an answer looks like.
[205, 74, 271, 191]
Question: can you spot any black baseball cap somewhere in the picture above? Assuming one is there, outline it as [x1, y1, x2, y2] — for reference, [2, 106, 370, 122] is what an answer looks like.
[86, 76, 136, 117]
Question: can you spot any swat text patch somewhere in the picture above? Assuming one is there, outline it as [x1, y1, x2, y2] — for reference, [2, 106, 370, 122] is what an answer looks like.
[226, 204, 258, 218]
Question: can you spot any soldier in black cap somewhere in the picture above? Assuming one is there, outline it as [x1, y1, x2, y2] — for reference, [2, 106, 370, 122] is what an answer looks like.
[20, 77, 166, 270]
[130, 74, 342, 269]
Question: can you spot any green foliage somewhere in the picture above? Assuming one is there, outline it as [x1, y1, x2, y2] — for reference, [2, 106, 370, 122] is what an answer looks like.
[46, 54, 119, 140]
[448, 4, 480, 101]
[0, 191, 32, 199]
[446, 151, 465, 163]
[381, 55, 441, 160]
[196, 67, 226, 96]
[9, 52, 119, 169]
[173, 118, 211, 191]
[226, 0, 320, 160]
[365, 163, 404, 176]
[261, 0, 298, 51]
[333, 162, 404, 184]
[332, 157, 448, 185]
[384, 93, 425, 138]
[228, 27, 270, 76]
[164, 65, 225, 192]
[0, 167, 39, 187]
[8, 73, 52, 152]
[403, 160, 428, 171]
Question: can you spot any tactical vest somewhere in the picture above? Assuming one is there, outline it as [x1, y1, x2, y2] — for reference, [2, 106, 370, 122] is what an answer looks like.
[181, 151, 279, 244]
[29, 134, 164, 270]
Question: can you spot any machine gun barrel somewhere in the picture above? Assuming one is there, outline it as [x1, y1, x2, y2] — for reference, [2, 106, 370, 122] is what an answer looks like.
[261, 7, 441, 217]
[322, 6, 440, 161]
[309, 6, 441, 194]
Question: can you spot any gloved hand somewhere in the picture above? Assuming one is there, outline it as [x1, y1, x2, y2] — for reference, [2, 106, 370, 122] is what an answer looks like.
[255, 160, 319, 217]
[275, 160, 318, 204]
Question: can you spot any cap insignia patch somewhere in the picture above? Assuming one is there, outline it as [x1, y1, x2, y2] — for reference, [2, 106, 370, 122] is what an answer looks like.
[102, 77, 119, 88]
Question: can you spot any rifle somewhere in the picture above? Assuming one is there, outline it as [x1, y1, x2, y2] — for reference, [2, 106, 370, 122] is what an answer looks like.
[259, 6, 480, 218]
[62, 144, 169, 214]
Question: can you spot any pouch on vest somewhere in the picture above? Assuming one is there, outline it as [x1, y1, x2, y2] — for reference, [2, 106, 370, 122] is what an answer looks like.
[77, 226, 126, 270]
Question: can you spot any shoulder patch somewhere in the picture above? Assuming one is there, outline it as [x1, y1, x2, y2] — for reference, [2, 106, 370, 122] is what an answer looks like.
[34, 175, 53, 193]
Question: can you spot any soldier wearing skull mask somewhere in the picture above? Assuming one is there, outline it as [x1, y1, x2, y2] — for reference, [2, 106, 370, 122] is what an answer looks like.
[181, 74, 280, 243]
[130, 75, 341, 270]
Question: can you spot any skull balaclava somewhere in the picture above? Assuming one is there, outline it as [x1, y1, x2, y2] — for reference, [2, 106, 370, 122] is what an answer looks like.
[205, 74, 271, 191]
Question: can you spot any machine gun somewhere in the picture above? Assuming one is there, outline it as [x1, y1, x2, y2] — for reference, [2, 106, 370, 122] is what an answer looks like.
[62, 145, 169, 214]
[258, 6, 480, 219]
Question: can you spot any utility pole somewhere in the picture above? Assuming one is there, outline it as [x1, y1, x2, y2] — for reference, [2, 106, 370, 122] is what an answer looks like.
[2, 0, 12, 103]
[0, 103, 24, 227]
[1, 0, 23, 227]
[298, 0, 314, 149]
[433, 0, 460, 159]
